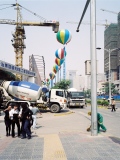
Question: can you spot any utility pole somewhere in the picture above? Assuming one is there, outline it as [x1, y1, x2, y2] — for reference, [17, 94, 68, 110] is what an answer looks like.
[90, 0, 97, 136]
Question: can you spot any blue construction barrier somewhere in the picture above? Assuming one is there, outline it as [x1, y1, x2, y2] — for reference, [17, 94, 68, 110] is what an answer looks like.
[97, 95, 120, 100]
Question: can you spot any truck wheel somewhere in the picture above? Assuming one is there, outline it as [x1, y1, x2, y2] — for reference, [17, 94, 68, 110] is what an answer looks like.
[50, 104, 60, 113]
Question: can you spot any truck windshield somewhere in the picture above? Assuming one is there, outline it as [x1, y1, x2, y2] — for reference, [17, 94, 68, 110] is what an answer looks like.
[70, 92, 84, 98]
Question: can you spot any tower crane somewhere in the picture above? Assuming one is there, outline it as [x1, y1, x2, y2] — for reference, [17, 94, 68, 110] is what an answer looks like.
[0, 3, 59, 80]
[66, 20, 110, 28]
[100, 9, 118, 15]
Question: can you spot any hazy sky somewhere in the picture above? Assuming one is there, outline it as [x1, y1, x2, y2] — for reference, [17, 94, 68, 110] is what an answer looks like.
[0, 0, 120, 79]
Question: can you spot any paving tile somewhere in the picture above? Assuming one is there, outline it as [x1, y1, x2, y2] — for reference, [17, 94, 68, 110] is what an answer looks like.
[31, 155, 43, 159]
[0, 155, 11, 159]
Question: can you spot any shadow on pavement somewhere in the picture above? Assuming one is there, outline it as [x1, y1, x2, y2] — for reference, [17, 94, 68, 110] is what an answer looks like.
[60, 109, 71, 113]
[68, 106, 85, 109]
[31, 134, 39, 138]
[36, 126, 42, 129]
[109, 136, 120, 145]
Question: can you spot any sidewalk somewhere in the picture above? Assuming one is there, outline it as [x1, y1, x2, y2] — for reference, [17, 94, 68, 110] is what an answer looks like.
[0, 112, 120, 160]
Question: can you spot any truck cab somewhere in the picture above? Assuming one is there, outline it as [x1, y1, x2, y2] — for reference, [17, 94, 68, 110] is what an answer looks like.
[46, 89, 67, 113]
[67, 90, 85, 108]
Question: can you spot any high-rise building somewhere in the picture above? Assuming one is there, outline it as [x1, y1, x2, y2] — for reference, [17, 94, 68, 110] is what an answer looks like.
[104, 13, 120, 82]
[86, 73, 105, 91]
[104, 23, 118, 82]
[66, 70, 85, 90]
[104, 12, 120, 93]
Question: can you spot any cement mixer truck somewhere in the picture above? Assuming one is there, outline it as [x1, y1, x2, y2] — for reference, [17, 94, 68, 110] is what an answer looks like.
[0, 81, 67, 113]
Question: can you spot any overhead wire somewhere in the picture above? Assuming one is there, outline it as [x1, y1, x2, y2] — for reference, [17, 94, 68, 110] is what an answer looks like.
[18, 4, 47, 21]
[0, 4, 15, 11]
[0, 6, 14, 11]
[0, 4, 13, 6]
[0, 3, 47, 21]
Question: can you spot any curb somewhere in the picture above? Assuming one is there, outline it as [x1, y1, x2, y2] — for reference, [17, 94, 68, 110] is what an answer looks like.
[54, 111, 74, 116]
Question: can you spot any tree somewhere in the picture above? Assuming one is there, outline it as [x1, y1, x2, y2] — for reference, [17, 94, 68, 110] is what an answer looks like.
[52, 80, 71, 90]
[102, 82, 119, 95]
[84, 89, 91, 98]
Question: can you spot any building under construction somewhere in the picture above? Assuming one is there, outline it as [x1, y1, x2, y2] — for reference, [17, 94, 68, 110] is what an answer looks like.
[104, 12, 120, 92]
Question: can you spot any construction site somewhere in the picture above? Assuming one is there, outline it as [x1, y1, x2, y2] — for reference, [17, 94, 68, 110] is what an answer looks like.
[0, 2, 59, 84]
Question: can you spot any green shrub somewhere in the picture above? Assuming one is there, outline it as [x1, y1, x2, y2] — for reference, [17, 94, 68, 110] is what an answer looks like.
[102, 100, 109, 106]
[97, 100, 102, 105]
[86, 99, 109, 106]
[86, 100, 91, 104]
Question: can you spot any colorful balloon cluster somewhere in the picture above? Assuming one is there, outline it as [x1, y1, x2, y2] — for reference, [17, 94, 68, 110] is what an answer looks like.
[48, 29, 71, 84]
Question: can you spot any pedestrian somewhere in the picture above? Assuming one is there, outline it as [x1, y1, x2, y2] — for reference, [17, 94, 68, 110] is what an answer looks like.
[20, 103, 33, 139]
[3, 104, 12, 136]
[0, 90, 3, 116]
[111, 98, 116, 112]
[9, 103, 21, 138]
[87, 112, 107, 133]
[30, 103, 42, 130]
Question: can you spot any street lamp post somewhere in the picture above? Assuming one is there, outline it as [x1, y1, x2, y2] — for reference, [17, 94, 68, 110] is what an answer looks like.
[108, 49, 111, 105]
[96, 47, 120, 105]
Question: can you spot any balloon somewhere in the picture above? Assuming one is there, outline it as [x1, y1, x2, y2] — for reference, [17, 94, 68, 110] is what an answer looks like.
[53, 68, 57, 74]
[55, 47, 67, 59]
[56, 29, 72, 45]
[42, 86, 49, 93]
[52, 74, 55, 80]
[66, 33, 72, 44]
[55, 64, 59, 71]
[49, 73, 52, 79]
[46, 78, 49, 82]
[47, 81, 50, 85]
[53, 64, 59, 74]
[49, 72, 55, 80]
[44, 82, 46, 85]
[55, 58, 64, 66]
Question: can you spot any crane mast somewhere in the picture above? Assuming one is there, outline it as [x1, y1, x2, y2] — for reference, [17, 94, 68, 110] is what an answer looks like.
[12, 3, 25, 80]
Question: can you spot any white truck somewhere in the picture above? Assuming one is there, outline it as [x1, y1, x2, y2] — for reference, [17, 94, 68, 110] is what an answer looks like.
[0, 81, 67, 113]
[67, 88, 86, 108]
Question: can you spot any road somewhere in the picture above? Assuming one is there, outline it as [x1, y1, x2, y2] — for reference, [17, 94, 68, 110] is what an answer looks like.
[69, 105, 120, 137]
[27, 104, 120, 139]
[115, 101, 120, 108]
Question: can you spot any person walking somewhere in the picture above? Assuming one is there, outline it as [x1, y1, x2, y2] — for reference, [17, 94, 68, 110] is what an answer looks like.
[20, 103, 33, 139]
[87, 112, 107, 133]
[111, 98, 116, 112]
[0, 90, 3, 116]
[30, 103, 42, 130]
[3, 104, 12, 136]
[9, 103, 21, 138]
